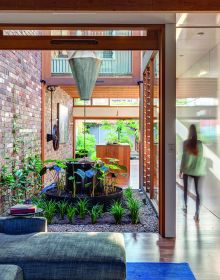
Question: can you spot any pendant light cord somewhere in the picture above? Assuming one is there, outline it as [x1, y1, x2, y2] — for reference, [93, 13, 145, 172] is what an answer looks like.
[50, 88, 53, 134]
[84, 100, 86, 158]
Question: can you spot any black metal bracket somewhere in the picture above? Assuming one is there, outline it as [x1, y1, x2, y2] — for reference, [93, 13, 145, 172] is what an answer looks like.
[47, 85, 57, 142]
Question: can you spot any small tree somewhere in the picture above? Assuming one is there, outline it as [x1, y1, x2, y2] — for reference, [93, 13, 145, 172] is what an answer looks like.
[76, 133, 96, 157]
[101, 119, 139, 148]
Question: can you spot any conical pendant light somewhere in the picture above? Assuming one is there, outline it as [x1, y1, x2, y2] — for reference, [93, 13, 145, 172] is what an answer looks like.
[69, 51, 102, 100]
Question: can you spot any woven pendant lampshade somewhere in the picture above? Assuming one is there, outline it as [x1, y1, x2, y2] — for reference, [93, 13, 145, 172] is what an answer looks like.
[69, 51, 102, 100]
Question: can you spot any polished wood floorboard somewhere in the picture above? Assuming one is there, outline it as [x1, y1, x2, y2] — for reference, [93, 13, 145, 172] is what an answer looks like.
[124, 187, 220, 280]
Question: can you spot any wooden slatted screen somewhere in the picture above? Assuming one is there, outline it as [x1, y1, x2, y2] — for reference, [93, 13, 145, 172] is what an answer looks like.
[143, 63, 154, 195]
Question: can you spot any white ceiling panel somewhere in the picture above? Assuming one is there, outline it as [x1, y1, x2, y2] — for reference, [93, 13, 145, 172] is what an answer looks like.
[176, 13, 220, 27]
[0, 12, 175, 24]
[177, 27, 220, 77]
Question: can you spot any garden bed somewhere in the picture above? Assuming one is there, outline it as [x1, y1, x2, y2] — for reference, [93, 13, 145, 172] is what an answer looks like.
[45, 186, 123, 211]
[48, 190, 158, 233]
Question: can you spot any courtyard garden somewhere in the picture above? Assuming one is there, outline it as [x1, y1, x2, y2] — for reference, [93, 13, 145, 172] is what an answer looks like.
[75, 119, 139, 159]
[0, 50, 158, 234]
[32, 187, 158, 233]
[0, 151, 158, 233]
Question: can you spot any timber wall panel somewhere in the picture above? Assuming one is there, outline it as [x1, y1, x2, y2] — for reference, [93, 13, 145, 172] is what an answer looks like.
[61, 85, 139, 98]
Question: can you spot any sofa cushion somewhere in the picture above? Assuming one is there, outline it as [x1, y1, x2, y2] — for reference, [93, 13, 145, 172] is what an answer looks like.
[0, 264, 23, 280]
[0, 232, 126, 280]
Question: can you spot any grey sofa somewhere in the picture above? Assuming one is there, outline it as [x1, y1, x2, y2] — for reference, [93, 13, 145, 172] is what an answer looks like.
[0, 264, 23, 280]
[0, 216, 47, 234]
[0, 217, 126, 280]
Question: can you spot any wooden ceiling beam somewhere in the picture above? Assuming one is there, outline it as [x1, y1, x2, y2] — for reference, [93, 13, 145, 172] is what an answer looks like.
[0, 0, 220, 12]
[0, 35, 159, 50]
[60, 85, 140, 98]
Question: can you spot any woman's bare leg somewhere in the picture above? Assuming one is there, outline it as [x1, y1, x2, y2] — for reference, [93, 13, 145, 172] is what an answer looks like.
[183, 174, 188, 211]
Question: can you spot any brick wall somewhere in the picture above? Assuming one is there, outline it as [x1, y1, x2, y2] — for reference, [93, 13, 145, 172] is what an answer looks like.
[45, 86, 73, 160]
[0, 50, 42, 162]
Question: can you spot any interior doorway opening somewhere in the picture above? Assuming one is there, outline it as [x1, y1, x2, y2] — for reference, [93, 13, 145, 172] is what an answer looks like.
[73, 118, 140, 189]
[0, 24, 169, 236]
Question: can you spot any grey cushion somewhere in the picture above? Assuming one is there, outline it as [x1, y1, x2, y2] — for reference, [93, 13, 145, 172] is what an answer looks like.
[0, 217, 47, 234]
[0, 264, 23, 280]
[0, 232, 126, 280]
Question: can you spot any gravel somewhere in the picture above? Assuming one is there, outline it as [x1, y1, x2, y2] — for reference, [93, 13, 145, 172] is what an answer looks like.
[48, 190, 159, 233]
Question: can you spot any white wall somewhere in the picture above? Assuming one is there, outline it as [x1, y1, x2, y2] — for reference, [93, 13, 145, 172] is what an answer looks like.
[164, 24, 176, 237]
[73, 106, 139, 118]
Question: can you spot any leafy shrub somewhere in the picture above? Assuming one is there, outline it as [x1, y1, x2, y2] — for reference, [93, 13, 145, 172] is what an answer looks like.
[0, 152, 43, 208]
[44, 200, 56, 224]
[101, 119, 139, 148]
[30, 195, 40, 205]
[31, 195, 46, 210]
[109, 201, 125, 224]
[90, 204, 103, 224]
[127, 198, 142, 224]
[57, 201, 68, 219]
[76, 198, 89, 219]
[66, 206, 77, 223]
[0, 164, 15, 197]
[76, 133, 96, 157]
[13, 153, 43, 201]
[124, 187, 133, 200]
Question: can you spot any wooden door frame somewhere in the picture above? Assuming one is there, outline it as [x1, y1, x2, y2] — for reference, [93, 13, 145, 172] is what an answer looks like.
[0, 24, 166, 237]
[0, 0, 220, 12]
[159, 26, 166, 236]
[0, 35, 159, 51]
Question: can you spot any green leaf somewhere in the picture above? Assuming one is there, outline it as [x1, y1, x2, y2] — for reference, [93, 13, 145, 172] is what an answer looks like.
[65, 158, 78, 162]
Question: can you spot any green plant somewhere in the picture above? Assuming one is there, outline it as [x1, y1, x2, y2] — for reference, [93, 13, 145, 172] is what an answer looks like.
[125, 120, 139, 142]
[124, 187, 133, 200]
[67, 206, 77, 223]
[57, 201, 68, 219]
[0, 151, 43, 208]
[43, 159, 67, 169]
[4, 151, 41, 204]
[57, 172, 65, 196]
[94, 159, 127, 195]
[0, 162, 15, 210]
[127, 198, 141, 224]
[101, 119, 139, 147]
[0, 163, 15, 195]
[0, 98, 43, 211]
[41, 159, 67, 196]
[44, 200, 57, 224]
[106, 159, 127, 191]
[90, 204, 103, 224]
[109, 201, 125, 224]
[76, 132, 96, 157]
[11, 151, 43, 203]
[31, 195, 46, 210]
[68, 175, 76, 198]
[76, 198, 89, 219]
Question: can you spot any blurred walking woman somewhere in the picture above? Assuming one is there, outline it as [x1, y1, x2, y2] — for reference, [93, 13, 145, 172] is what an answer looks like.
[179, 124, 206, 221]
